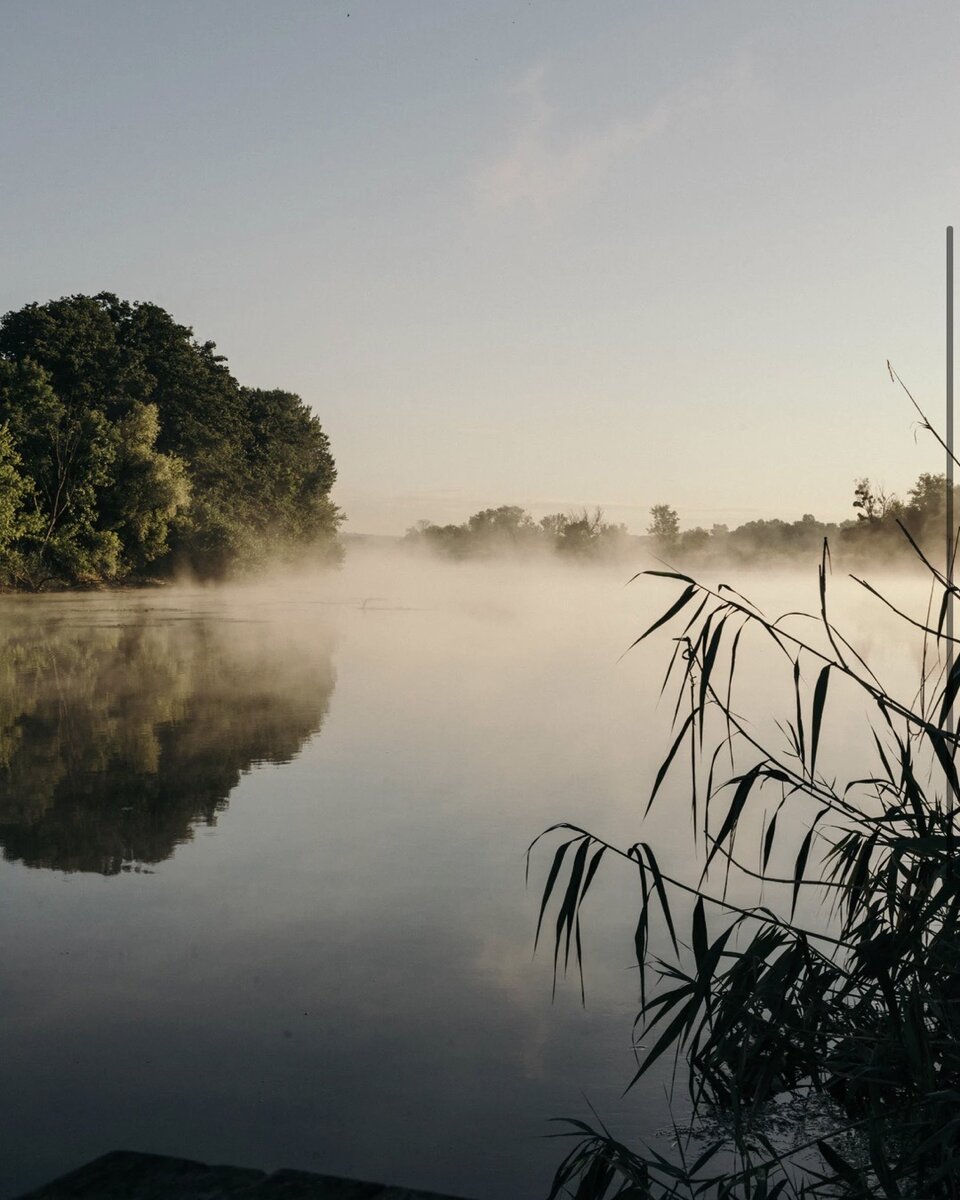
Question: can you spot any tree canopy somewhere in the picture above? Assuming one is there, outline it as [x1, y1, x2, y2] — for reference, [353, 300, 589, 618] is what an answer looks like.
[0, 293, 341, 587]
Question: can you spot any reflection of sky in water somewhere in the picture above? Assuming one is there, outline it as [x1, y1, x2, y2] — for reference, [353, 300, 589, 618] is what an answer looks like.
[0, 554, 931, 1199]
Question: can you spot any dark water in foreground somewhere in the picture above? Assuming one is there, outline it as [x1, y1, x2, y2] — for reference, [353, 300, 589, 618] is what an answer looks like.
[0, 552, 918, 1199]
[0, 554, 690, 1200]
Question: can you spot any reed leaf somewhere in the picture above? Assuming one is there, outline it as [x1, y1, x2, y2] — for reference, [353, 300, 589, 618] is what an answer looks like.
[533, 503, 960, 1196]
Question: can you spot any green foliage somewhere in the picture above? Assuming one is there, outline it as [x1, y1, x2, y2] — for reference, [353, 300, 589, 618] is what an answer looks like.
[0, 358, 122, 586]
[0, 422, 43, 584]
[239, 387, 339, 540]
[533, 535, 960, 1197]
[100, 402, 191, 573]
[0, 293, 342, 587]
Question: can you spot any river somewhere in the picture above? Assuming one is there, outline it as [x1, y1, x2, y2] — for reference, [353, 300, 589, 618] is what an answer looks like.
[0, 546, 928, 1198]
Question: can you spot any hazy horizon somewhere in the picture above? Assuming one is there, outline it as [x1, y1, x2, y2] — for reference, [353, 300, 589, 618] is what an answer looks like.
[3, 2, 959, 535]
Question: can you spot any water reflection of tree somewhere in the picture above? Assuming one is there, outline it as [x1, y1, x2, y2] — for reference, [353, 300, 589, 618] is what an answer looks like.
[0, 610, 336, 874]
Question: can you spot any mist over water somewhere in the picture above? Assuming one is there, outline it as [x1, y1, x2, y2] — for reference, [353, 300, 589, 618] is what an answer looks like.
[0, 546, 932, 1199]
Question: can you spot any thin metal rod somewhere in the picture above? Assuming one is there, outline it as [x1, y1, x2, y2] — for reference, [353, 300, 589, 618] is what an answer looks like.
[948, 226, 955, 736]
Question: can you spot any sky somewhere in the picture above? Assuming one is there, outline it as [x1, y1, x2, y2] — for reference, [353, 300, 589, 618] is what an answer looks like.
[3, 1, 960, 535]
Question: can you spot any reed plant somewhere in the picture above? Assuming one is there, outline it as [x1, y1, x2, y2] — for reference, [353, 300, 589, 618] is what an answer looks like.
[532, 415, 960, 1196]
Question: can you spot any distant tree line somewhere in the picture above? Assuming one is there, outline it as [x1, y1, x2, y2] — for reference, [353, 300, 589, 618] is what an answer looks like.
[0, 293, 342, 589]
[647, 471, 955, 563]
[404, 505, 631, 560]
[408, 475, 956, 568]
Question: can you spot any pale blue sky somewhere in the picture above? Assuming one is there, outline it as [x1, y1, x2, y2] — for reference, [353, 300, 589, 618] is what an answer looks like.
[3, 1, 960, 533]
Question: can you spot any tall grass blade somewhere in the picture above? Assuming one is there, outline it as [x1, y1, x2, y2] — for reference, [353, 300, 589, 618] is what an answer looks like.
[809, 664, 830, 780]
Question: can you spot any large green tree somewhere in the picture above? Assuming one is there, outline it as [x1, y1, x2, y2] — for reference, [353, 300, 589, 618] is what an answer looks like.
[0, 293, 341, 586]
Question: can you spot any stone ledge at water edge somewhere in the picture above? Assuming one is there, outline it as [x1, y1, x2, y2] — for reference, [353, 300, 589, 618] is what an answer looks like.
[14, 1150, 477, 1200]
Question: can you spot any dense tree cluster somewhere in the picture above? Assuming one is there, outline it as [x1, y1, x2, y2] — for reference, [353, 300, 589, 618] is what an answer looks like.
[0, 293, 342, 588]
[404, 504, 631, 560]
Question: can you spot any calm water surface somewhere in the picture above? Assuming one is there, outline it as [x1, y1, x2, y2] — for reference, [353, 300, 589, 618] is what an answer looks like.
[0, 550, 924, 1198]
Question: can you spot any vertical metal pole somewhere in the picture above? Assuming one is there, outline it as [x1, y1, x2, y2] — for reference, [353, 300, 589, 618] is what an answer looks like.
[948, 227, 955, 745]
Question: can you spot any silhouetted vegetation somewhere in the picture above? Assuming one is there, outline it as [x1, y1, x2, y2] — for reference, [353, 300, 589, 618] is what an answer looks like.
[404, 505, 631, 560]
[649, 471, 958, 567]
[0, 293, 342, 588]
[0, 604, 336, 873]
[532, 520, 960, 1195]
[406, 475, 957, 572]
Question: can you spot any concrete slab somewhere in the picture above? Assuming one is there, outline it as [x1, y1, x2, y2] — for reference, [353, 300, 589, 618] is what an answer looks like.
[13, 1151, 475, 1200]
